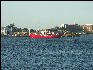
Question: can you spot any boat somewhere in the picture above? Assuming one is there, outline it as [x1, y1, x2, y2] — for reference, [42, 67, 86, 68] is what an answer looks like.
[29, 27, 62, 38]
[30, 34, 61, 38]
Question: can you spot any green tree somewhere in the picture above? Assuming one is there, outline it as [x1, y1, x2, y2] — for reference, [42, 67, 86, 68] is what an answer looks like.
[60, 27, 65, 31]
[10, 24, 15, 27]
[23, 28, 28, 32]
[6, 24, 15, 28]
[55, 26, 60, 30]
[17, 28, 22, 32]
[30, 29, 35, 32]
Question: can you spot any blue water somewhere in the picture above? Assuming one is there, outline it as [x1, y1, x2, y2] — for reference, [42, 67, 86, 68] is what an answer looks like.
[1, 35, 93, 70]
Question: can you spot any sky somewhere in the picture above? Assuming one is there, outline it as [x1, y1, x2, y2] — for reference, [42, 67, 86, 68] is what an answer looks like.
[1, 1, 93, 30]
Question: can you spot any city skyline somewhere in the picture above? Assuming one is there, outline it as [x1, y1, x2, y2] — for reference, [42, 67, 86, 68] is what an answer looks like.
[1, 1, 93, 30]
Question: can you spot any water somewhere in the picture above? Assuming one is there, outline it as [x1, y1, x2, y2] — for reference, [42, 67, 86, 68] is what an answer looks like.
[1, 35, 93, 70]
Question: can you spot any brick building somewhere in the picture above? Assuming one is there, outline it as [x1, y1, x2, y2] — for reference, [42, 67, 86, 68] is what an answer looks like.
[81, 24, 93, 32]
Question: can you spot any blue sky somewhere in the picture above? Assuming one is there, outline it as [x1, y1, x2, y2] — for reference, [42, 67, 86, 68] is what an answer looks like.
[1, 1, 93, 29]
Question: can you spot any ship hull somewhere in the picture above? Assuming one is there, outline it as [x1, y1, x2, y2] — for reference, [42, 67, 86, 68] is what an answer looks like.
[30, 34, 61, 38]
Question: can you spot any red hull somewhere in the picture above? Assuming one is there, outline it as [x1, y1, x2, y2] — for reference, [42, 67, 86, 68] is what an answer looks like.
[30, 34, 61, 38]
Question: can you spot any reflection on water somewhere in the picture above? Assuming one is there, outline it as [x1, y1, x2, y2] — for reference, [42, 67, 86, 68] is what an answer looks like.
[1, 35, 93, 70]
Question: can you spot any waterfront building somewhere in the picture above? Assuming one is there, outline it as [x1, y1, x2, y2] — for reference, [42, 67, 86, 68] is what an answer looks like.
[61, 24, 68, 28]
[5, 27, 13, 35]
[1, 27, 6, 35]
[14, 32, 27, 36]
[81, 24, 93, 32]
[66, 24, 81, 32]
[67, 24, 79, 28]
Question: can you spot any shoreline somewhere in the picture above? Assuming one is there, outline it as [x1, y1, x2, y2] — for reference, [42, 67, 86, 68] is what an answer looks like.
[1, 34, 93, 37]
[1, 35, 30, 37]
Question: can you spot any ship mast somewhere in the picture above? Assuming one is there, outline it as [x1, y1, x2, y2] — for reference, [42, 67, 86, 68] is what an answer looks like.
[38, 26, 40, 31]
[29, 28, 30, 36]
[38, 26, 40, 34]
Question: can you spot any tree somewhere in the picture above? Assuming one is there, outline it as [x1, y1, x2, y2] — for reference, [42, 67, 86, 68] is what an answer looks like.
[55, 26, 60, 30]
[17, 28, 22, 32]
[30, 29, 35, 32]
[60, 27, 65, 31]
[23, 28, 28, 32]
[6, 24, 15, 28]
[10, 24, 15, 27]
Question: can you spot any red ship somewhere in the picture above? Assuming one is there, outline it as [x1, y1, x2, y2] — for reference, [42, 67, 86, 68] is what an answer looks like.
[30, 34, 61, 38]
[29, 28, 62, 38]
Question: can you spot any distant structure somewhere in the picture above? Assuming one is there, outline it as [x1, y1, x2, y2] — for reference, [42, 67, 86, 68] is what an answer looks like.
[1, 27, 6, 35]
[81, 24, 93, 32]
[61, 24, 68, 28]
[85, 24, 93, 25]
[60, 19, 81, 32]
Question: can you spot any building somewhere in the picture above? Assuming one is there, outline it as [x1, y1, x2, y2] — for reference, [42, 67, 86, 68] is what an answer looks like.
[1, 27, 6, 35]
[5, 26, 21, 35]
[60, 23, 83, 33]
[1, 26, 17, 36]
[5, 27, 13, 35]
[61, 24, 68, 28]
[14, 32, 27, 36]
[67, 24, 78, 28]
[81, 24, 93, 32]
[66, 24, 81, 32]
